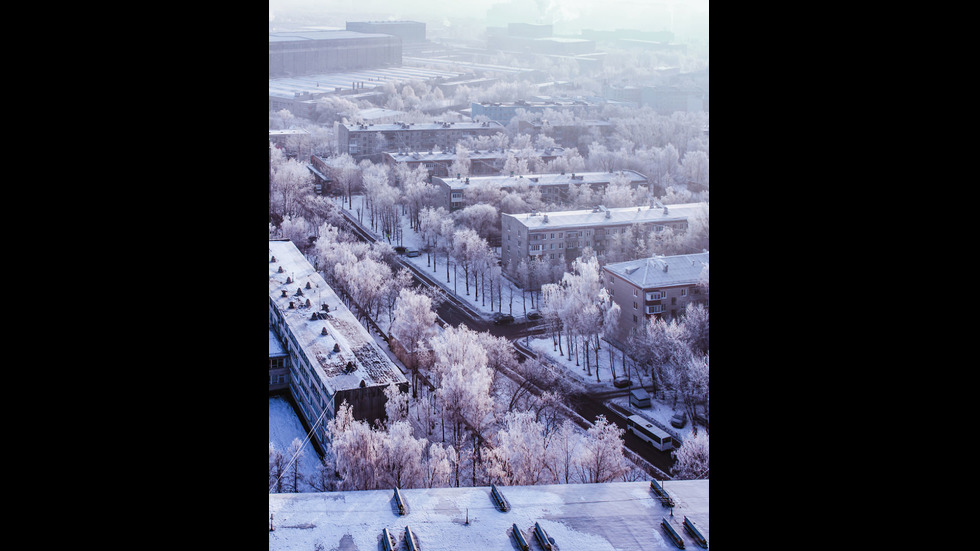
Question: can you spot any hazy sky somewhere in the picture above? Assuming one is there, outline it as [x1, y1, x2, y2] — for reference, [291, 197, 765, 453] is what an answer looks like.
[270, 0, 708, 40]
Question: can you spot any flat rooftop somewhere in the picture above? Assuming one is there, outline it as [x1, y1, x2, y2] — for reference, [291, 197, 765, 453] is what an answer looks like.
[343, 121, 503, 132]
[269, 480, 709, 551]
[269, 66, 463, 99]
[386, 147, 565, 164]
[437, 170, 648, 191]
[504, 202, 706, 230]
[269, 240, 406, 393]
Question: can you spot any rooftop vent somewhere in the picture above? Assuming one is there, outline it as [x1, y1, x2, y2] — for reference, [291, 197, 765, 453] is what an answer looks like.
[270, 255, 276, 263]
[278, 266, 284, 273]
[281, 290, 288, 297]
[286, 276, 292, 284]
[543, 215, 549, 223]
[305, 298, 312, 307]
[305, 281, 312, 289]
[321, 327, 329, 335]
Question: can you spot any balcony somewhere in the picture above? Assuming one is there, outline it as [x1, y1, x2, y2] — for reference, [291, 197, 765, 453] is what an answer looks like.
[645, 304, 664, 315]
[646, 291, 665, 301]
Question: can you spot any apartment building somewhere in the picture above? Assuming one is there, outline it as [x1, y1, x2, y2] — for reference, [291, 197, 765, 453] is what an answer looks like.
[337, 120, 504, 160]
[433, 170, 648, 212]
[500, 202, 704, 271]
[383, 147, 565, 180]
[602, 252, 709, 343]
[268, 239, 408, 453]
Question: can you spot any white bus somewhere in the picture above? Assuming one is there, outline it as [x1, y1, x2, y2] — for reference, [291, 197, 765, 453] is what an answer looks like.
[626, 415, 674, 451]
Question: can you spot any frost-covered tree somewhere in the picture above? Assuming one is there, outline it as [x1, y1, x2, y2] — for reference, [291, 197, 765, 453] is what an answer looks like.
[671, 430, 709, 480]
[578, 415, 629, 483]
[484, 410, 550, 486]
[378, 421, 427, 489]
[390, 288, 438, 396]
[270, 157, 315, 223]
[269, 442, 287, 493]
[547, 419, 582, 484]
[286, 438, 305, 493]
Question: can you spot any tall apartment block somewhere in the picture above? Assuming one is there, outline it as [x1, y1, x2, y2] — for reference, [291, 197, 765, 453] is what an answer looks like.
[268, 239, 407, 454]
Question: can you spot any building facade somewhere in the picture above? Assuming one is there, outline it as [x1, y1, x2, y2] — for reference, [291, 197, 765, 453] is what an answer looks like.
[384, 147, 566, 181]
[433, 170, 648, 213]
[345, 21, 426, 43]
[500, 202, 703, 271]
[269, 240, 407, 453]
[269, 30, 401, 77]
[602, 252, 709, 344]
[338, 120, 504, 160]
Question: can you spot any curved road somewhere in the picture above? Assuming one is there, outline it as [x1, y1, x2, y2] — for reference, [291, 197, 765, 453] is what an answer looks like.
[339, 208, 676, 477]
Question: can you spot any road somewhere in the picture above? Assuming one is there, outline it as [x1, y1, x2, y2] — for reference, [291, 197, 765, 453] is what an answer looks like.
[338, 208, 676, 477]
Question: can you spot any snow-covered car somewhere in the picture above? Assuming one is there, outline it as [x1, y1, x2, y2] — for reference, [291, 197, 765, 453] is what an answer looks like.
[405, 250, 421, 257]
[670, 411, 687, 428]
[493, 313, 515, 324]
[526, 311, 541, 320]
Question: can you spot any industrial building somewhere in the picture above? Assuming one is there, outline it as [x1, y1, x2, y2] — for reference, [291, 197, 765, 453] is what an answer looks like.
[269, 480, 709, 551]
[603, 252, 710, 343]
[269, 30, 401, 78]
[470, 98, 605, 124]
[268, 239, 407, 455]
[345, 21, 426, 43]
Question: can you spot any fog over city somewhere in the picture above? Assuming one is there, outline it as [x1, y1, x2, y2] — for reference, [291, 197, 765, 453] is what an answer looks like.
[270, 2, 709, 547]
[270, 0, 708, 43]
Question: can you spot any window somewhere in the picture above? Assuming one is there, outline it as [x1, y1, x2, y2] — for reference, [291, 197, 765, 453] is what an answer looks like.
[633, 314, 638, 323]
[681, 288, 688, 297]
[530, 244, 541, 251]
[633, 289, 638, 297]
[633, 301, 638, 310]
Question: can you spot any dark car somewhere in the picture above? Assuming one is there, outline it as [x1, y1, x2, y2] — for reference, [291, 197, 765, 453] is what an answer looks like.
[613, 377, 630, 389]
[526, 311, 541, 320]
[493, 313, 515, 325]
[670, 411, 687, 429]
[405, 250, 421, 257]
[394, 246, 407, 254]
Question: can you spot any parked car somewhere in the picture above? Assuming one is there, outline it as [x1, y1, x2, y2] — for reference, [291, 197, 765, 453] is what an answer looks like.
[526, 311, 541, 320]
[493, 313, 515, 324]
[394, 246, 407, 254]
[405, 250, 421, 257]
[613, 377, 630, 389]
[670, 411, 687, 429]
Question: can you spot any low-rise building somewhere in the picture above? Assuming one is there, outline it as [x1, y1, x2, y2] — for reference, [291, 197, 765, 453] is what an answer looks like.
[384, 147, 566, 181]
[603, 252, 709, 343]
[433, 170, 648, 212]
[500, 202, 703, 271]
[269, 239, 408, 453]
[338, 120, 504, 160]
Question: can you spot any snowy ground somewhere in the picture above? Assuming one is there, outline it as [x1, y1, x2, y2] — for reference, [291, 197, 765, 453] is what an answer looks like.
[269, 395, 323, 488]
[526, 335, 700, 444]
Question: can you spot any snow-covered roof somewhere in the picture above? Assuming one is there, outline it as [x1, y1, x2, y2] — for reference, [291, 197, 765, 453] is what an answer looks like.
[269, 30, 392, 42]
[387, 147, 565, 164]
[505, 203, 705, 231]
[343, 121, 503, 132]
[604, 252, 709, 289]
[269, 240, 406, 394]
[269, 480, 709, 551]
[437, 170, 647, 191]
[269, 329, 287, 358]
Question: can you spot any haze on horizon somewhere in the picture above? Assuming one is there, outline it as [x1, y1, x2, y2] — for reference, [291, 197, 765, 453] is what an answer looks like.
[270, 0, 708, 43]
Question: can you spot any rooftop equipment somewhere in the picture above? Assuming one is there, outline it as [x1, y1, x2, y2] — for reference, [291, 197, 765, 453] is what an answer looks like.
[511, 524, 530, 551]
[534, 522, 553, 550]
[661, 517, 685, 549]
[490, 484, 509, 511]
[393, 487, 406, 515]
[381, 528, 396, 551]
[650, 479, 675, 507]
[683, 517, 708, 548]
[404, 526, 419, 551]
